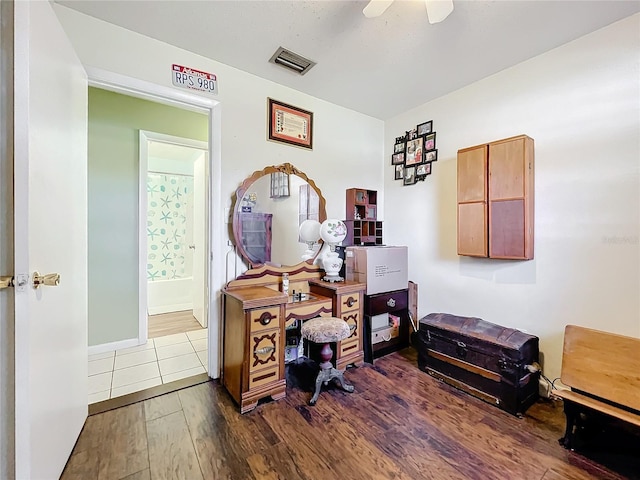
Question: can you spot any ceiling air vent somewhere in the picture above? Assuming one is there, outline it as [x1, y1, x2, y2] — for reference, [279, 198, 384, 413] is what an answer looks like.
[269, 47, 316, 76]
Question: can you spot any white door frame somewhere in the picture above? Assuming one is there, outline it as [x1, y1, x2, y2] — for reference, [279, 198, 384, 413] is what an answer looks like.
[87, 67, 223, 378]
[139, 130, 209, 337]
[0, 1, 15, 477]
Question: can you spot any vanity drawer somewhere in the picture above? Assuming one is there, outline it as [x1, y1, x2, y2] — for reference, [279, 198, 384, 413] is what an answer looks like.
[339, 337, 360, 358]
[338, 293, 361, 314]
[249, 330, 280, 372]
[342, 311, 360, 341]
[249, 365, 280, 390]
[249, 306, 281, 333]
[365, 289, 408, 316]
[285, 300, 332, 328]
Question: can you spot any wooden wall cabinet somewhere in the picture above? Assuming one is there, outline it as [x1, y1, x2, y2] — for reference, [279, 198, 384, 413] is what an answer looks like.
[457, 135, 534, 260]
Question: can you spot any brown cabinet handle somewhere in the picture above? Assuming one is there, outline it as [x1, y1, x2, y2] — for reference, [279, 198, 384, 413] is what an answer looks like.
[259, 311, 274, 326]
[254, 346, 275, 355]
[345, 296, 356, 308]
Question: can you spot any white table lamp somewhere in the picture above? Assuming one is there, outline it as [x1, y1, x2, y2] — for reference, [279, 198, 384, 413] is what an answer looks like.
[299, 219, 321, 261]
[319, 219, 347, 282]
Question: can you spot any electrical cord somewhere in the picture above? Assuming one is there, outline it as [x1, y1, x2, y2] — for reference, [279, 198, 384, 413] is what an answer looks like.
[541, 373, 557, 390]
[525, 362, 558, 391]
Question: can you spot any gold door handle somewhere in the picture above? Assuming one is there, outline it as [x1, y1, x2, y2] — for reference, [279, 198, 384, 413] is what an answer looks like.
[33, 272, 60, 288]
[0, 276, 14, 289]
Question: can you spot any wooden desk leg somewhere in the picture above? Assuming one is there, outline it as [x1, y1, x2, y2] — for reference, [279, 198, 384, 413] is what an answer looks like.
[559, 399, 578, 450]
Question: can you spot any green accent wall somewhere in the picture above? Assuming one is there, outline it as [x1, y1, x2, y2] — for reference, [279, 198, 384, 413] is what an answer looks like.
[88, 87, 208, 346]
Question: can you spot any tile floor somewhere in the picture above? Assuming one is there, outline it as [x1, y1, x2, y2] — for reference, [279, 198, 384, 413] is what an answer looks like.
[87, 329, 208, 404]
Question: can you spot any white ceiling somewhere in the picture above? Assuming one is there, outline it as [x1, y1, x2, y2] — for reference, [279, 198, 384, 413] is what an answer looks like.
[55, 0, 640, 120]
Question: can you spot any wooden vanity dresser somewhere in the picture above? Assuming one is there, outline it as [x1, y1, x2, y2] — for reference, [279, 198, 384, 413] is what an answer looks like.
[222, 262, 365, 413]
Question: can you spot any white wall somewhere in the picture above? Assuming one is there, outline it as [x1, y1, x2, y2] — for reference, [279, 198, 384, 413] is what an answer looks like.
[53, 5, 383, 220]
[53, 5, 384, 375]
[384, 14, 640, 381]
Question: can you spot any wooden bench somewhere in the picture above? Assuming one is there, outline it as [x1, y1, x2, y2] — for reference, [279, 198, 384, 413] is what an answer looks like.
[556, 325, 640, 450]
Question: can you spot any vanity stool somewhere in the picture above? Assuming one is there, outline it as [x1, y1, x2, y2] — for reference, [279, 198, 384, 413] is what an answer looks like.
[300, 316, 355, 406]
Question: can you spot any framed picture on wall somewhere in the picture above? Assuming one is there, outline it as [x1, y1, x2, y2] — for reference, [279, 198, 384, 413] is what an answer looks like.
[394, 142, 405, 154]
[424, 132, 436, 151]
[268, 98, 313, 149]
[416, 162, 431, 177]
[417, 120, 433, 136]
[395, 164, 404, 180]
[425, 149, 438, 163]
[404, 166, 417, 185]
[404, 137, 424, 166]
[392, 152, 405, 165]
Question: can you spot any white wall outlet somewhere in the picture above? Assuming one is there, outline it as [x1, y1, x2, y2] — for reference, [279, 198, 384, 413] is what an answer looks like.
[538, 378, 551, 399]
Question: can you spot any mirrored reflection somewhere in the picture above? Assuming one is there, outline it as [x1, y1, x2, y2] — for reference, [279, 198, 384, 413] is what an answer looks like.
[234, 173, 323, 267]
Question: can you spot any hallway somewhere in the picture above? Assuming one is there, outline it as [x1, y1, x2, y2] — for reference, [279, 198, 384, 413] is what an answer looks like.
[88, 329, 208, 403]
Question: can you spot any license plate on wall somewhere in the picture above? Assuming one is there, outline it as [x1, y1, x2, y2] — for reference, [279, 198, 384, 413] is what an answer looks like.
[171, 64, 218, 95]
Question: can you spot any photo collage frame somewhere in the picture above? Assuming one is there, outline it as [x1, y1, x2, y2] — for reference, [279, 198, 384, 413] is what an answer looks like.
[392, 120, 438, 186]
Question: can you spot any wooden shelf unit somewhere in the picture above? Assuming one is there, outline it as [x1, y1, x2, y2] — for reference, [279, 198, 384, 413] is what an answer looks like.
[345, 188, 382, 246]
[344, 220, 383, 246]
[346, 188, 378, 221]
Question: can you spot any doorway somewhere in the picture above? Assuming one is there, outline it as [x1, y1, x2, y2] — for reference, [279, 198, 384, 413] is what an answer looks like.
[141, 133, 210, 386]
[141, 132, 209, 331]
[86, 74, 221, 405]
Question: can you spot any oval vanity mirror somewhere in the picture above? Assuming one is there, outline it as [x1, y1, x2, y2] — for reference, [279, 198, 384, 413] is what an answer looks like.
[232, 163, 327, 268]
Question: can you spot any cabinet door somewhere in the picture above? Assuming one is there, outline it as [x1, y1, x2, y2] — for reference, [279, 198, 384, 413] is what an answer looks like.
[457, 145, 488, 257]
[488, 136, 534, 259]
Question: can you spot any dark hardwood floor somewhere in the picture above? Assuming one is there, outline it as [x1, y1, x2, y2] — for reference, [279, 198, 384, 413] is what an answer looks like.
[61, 348, 639, 480]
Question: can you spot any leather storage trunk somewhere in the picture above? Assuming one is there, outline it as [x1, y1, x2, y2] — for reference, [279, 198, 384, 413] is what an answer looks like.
[417, 313, 539, 416]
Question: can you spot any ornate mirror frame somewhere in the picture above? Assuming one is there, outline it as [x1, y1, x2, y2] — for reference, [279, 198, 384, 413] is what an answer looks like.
[232, 163, 327, 268]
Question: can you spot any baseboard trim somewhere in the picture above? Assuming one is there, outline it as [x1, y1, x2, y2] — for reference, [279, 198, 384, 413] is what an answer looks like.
[148, 303, 193, 316]
[88, 337, 140, 356]
[89, 373, 213, 416]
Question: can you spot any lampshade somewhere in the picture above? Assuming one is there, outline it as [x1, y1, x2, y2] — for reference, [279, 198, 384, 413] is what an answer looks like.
[299, 219, 321, 243]
[319, 219, 347, 245]
[425, 0, 453, 24]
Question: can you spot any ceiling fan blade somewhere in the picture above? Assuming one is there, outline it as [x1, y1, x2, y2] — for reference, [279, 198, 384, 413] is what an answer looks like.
[425, 0, 454, 24]
[363, 0, 394, 18]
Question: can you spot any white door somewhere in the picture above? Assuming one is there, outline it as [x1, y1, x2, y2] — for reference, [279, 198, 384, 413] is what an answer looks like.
[14, 2, 88, 479]
[192, 152, 208, 328]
